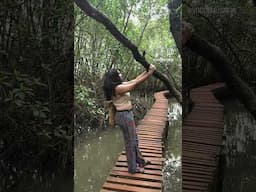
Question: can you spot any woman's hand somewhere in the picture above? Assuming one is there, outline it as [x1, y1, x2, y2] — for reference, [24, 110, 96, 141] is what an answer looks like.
[115, 64, 156, 94]
[149, 64, 156, 72]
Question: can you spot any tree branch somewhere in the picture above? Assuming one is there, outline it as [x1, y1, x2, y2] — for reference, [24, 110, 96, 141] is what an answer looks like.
[74, 0, 182, 103]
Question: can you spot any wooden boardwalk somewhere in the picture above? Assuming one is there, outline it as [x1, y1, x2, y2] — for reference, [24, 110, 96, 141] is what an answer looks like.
[182, 83, 225, 192]
[101, 91, 169, 192]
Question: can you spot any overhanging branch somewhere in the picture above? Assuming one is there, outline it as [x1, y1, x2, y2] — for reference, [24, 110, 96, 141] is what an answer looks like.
[75, 0, 182, 103]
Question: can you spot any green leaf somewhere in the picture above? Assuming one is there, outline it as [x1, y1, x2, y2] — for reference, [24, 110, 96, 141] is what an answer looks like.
[15, 100, 23, 106]
[17, 92, 25, 100]
[4, 98, 12, 102]
[39, 112, 47, 118]
[33, 109, 39, 117]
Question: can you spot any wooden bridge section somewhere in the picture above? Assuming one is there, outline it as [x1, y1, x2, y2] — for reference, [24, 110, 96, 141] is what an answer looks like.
[182, 83, 225, 192]
[101, 91, 169, 192]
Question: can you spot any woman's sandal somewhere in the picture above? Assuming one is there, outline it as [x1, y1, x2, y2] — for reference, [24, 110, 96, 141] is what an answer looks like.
[130, 167, 144, 174]
[139, 160, 151, 168]
[144, 160, 151, 166]
[136, 167, 144, 173]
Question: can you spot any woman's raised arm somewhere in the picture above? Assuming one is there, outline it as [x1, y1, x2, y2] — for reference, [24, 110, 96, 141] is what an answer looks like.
[115, 64, 156, 94]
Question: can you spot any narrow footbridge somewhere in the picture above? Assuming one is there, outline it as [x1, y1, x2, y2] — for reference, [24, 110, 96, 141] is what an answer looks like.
[101, 91, 169, 192]
[182, 83, 225, 192]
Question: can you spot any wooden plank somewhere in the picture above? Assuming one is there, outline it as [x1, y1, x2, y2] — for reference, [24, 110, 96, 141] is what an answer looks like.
[183, 151, 218, 161]
[182, 172, 213, 180]
[112, 167, 162, 176]
[140, 122, 166, 127]
[117, 159, 162, 167]
[183, 175, 211, 183]
[138, 142, 163, 148]
[183, 131, 222, 140]
[182, 134, 222, 144]
[182, 83, 225, 192]
[138, 134, 162, 139]
[182, 167, 213, 176]
[139, 141, 163, 146]
[110, 171, 162, 182]
[138, 132, 162, 137]
[182, 141, 220, 150]
[119, 155, 164, 162]
[138, 138, 163, 143]
[182, 162, 216, 172]
[138, 145, 163, 151]
[183, 180, 209, 188]
[115, 162, 162, 170]
[100, 189, 117, 192]
[106, 176, 162, 189]
[103, 182, 161, 192]
[182, 158, 216, 167]
[122, 151, 162, 158]
[183, 138, 223, 146]
[183, 148, 219, 156]
[139, 148, 162, 154]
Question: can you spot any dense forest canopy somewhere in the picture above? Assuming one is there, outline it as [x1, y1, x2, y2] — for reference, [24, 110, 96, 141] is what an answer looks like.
[74, 0, 181, 130]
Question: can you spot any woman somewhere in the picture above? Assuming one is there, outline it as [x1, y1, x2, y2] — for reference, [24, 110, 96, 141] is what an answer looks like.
[103, 64, 156, 174]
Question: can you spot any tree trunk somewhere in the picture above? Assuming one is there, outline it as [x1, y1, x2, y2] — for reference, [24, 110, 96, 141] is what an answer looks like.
[187, 33, 256, 119]
[74, 0, 182, 104]
[168, 0, 182, 54]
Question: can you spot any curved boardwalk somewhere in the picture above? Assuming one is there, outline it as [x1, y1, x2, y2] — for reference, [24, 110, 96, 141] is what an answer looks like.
[182, 83, 225, 192]
[101, 91, 169, 192]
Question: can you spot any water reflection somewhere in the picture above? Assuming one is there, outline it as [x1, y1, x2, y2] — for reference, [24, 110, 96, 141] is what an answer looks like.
[74, 128, 124, 192]
[163, 102, 182, 192]
[222, 99, 256, 192]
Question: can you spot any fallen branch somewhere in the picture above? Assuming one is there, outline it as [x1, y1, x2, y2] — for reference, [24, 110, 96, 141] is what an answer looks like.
[74, 0, 182, 103]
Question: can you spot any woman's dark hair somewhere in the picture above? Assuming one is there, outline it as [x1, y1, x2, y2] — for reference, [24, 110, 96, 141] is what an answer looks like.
[103, 68, 123, 101]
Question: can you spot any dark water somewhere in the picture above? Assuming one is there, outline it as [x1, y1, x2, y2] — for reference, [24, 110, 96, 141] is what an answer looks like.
[222, 99, 256, 192]
[74, 100, 182, 192]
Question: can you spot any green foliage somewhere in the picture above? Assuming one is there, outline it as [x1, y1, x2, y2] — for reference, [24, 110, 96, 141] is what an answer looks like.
[1, 71, 48, 116]
[74, 0, 181, 116]
[1, 0, 73, 190]
[75, 85, 104, 117]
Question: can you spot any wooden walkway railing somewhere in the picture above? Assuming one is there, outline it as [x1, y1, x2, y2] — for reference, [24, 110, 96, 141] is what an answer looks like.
[182, 83, 225, 192]
[101, 91, 169, 192]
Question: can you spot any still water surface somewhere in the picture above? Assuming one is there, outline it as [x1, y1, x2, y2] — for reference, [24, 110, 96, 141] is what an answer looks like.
[75, 128, 124, 192]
